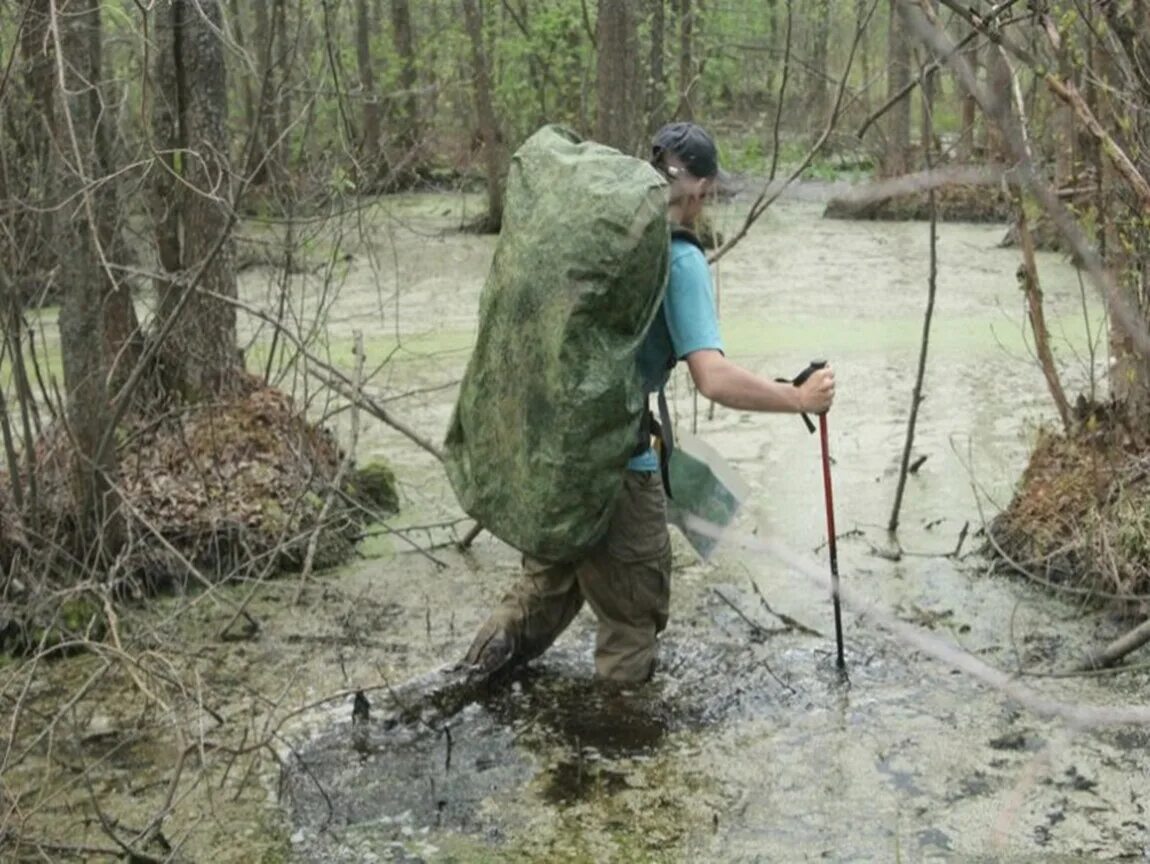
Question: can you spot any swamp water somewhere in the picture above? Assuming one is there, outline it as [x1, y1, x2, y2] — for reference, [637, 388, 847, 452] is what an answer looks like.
[5, 189, 1148, 863]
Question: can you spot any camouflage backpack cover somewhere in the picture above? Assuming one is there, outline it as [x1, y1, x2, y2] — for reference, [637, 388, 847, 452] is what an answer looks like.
[444, 125, 670, 562]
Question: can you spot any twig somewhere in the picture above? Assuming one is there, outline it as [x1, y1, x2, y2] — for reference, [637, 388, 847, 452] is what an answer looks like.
[749, 577, 822, 637]
[949, 520, 970, 558]
[294, 330, 364, 604]
[766, 0, 793, 184]
[1077, 618, 1150, 672]
[711, 587, 789, 638]
[709, 0, 878, 265]
[1002, 43, 1072, 433]
[205, 288, 446, 462]
[888, 39, 939, 535]
[457, 522, 483, 550]
[916, 0, 1150, 359]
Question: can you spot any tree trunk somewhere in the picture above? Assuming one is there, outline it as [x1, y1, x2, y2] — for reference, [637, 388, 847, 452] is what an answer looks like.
[248, 0, 272, 182]
[461, 0, 505, 231]
[958, 40, 978, 161]
[391, 0, 420, 158]
[676, 0, 694, 120]
[882, 0, 912, 177]
[647, 0, 666, 134]
[855, 0, 871, 117]
[248, 0, 291, 192]
[6, 0, 58, 308]
[355, 0, 383, 172]
[227, 0, 256, 156]
[808, 0, 831, 130]
[57, 0, 123, 552]
[1052, 46, 1075, 188]
[152, 0, 241, 401]
[596, 0, 641, 153]
[1098, 2, 1150, 419]
[983, 36, 1013, 163]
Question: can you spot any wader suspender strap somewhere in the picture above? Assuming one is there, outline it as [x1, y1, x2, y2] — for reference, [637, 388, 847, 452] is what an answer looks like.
[632, 392, 675, 499]
[632, 225, 705, 498]
[655, 386, 674, 499]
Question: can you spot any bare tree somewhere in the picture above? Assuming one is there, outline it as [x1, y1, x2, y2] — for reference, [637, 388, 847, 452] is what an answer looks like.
[882, 0, 912, 176]
[56, 0, 124, 552]
[675, 0, 695, 120]
[1096, 1, 1150, 418]
[151, 0, 242, 400]
[356, 0, 384, 172]
[461, 0, 505, 231]
[808, 0, 831, 128]
[391, 0, 421, 158]
[646, 0, 667, 134]
[596, 0, 640, 152]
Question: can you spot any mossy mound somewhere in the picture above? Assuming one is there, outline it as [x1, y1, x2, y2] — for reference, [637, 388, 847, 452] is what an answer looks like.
[347, 460, 400, 515]
[987, 404, 1150, 607]
[115, 385, 364, 577]
[824, 182, 1012, 223]
[0, 385, 400, 652]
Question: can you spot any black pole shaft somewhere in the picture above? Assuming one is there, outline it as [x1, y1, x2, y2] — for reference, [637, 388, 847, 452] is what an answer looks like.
[818, 413, 845, 669]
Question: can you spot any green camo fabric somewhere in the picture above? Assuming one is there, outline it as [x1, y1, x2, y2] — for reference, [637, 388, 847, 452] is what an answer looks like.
[444, 125, 670, 562]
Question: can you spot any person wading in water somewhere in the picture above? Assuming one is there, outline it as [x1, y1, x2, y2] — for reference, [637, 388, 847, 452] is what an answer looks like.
[463, 122, 836, 684]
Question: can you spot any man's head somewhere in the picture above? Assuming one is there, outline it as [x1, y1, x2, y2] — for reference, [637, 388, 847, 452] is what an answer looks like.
[652, 122, 721, 180]
[651, 122, 723, 224]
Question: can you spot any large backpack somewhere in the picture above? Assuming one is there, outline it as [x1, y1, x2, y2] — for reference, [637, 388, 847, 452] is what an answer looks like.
[444, 125, 671, 562]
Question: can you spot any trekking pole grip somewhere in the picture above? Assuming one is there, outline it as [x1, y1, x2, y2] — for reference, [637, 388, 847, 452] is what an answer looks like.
[791, 359, 827, 434]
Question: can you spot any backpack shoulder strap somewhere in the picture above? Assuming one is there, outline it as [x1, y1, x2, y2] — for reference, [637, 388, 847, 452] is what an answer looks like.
[670, 224, 705, 252]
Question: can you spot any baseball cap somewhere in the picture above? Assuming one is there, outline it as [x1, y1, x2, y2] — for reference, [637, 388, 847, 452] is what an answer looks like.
[651, 122, 728, 181]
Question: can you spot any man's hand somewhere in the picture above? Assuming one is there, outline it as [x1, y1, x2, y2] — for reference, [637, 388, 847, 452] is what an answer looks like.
[798, 366, 835, 414]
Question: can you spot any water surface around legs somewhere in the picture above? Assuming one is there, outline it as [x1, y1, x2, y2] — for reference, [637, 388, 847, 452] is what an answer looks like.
[272, 191, 1143, 862]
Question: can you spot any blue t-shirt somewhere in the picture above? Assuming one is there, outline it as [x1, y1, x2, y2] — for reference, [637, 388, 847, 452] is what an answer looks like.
[628, 237, 724, 472]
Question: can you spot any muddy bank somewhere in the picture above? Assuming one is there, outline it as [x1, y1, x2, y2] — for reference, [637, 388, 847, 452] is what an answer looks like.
[3, 193, 1146, 864]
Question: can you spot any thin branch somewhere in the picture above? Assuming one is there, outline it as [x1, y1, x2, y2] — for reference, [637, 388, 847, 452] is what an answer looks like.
[204, 288, 446, 462]
[709, 0, 878, 265]
[905, 1, 1150, 360]
[766, 0, 793, 183]
[889, 38, 939, 535]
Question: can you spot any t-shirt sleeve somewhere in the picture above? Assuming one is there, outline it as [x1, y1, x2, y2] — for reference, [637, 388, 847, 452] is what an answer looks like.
[664, 243, 724, 359]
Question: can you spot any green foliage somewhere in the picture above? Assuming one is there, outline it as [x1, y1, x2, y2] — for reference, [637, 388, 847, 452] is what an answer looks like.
[23, 596, 104, 654]
[491, 2, 590, 141]
[720, 134, 767, 174]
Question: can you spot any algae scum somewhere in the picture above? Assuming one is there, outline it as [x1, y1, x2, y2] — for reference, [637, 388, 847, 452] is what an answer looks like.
[6, 191, 1149, 863]
[280, 579, 1148, 863]
[270, 193, 1146, 863]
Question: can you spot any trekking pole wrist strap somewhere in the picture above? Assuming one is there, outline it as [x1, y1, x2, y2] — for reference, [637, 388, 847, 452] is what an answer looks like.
[775, 359, 827, 435]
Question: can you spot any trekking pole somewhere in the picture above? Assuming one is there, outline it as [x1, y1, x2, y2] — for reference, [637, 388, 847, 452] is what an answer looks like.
[791, 360, 846, 672]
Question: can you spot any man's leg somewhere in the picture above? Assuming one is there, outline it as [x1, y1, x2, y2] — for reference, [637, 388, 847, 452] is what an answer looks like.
[578, 471, 672, 683]
[463, 557, 585, 677]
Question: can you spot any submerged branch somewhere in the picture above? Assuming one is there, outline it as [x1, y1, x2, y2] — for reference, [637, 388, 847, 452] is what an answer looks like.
[1077, 618, 1150, 672]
